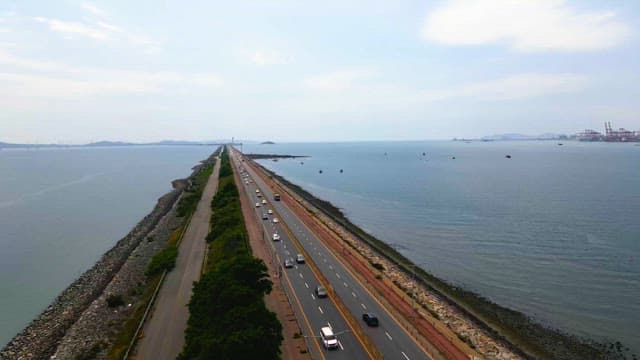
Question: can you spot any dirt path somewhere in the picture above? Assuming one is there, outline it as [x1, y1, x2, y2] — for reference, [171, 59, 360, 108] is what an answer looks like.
[135, 158, 221, 360]
[231, 155, 309, 360]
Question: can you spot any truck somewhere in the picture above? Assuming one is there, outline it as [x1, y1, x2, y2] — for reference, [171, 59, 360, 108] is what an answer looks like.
[274, 193, 280, 201]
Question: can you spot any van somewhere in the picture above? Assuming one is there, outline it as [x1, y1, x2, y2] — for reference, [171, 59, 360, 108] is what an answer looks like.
[320, 326, 339, 350]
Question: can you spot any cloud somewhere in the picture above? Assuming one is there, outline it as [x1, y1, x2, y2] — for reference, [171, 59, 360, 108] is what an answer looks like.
[0, 50, 222, 100]
[296, 69, 588, 113]
[34, 17, 109, 40]
[304, 68, 375, 90]
[81, 3, 108, 18]
[423, 0, 630, 52]
[247, 50, 292, 66]
[32, 4, 161, 52]
[422, 73, 589, 102]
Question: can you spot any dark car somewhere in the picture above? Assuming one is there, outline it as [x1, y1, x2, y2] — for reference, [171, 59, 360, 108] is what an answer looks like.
[315, 285, 328, 298]
[262, 213, 268, 220]
[284, 258, 294, 268]
[362, 313, 379, 327]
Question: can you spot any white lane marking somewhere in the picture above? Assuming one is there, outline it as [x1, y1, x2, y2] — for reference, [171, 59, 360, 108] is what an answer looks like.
[338, 340, 344, 350]
[343, 282, 348, 287]
[323, 258, 327, 263]
[351, 292, 356, 297]
[361, 303, 367, 310]
[299, 273, 303, 279]
[318, 306, 324, 314]
[336, 273, 341, 279]
[329, 265, 333, 270]
[304, 282, 309, 288]
[402, 351, 410, 360]
[327, 322, 332, 329]
[311, 294, 315, 300]
[385, 332, 393, 341]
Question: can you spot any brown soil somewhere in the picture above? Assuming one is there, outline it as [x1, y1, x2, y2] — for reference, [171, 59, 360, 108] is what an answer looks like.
[231, 155, 309, 360]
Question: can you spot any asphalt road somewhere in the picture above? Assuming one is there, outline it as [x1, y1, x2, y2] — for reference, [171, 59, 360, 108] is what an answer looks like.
[233, 153, 370, 360]
[233, 150, 431, 360]
[135, 156, 221, 359]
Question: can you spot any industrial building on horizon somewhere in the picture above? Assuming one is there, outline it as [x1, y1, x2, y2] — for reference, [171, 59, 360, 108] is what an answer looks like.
[575, 122, 640, 142]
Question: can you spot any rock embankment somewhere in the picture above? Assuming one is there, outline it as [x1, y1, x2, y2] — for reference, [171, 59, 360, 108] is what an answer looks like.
[0, 183, 185, 360]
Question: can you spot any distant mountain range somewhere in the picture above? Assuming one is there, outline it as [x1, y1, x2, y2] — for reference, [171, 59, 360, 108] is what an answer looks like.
[478, 133, 568, 141]
[0, 140, 226, 149]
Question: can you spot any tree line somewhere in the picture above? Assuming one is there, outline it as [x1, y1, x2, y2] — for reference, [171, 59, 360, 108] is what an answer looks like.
[180, 148, 282, 360]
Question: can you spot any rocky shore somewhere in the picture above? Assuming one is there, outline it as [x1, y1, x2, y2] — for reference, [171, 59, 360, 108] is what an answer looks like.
[0, 170, 206, 360]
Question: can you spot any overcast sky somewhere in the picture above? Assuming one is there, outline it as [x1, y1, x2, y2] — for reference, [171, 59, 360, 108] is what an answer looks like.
[1, 0, 639, 143]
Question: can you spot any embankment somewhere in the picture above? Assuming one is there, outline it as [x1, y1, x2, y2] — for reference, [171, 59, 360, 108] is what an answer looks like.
[256, 162, 629, 360]
[0, 154, 217, 360]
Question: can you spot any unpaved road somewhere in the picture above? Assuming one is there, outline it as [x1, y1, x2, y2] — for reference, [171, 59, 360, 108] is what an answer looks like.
[135, 156, 221, 359]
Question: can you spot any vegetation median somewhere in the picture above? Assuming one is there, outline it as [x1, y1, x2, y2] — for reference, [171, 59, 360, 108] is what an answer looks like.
[180, 147, 283, 360]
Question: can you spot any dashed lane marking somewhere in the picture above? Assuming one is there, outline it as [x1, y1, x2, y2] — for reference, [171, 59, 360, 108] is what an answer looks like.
[360, 303, 367, 310]
[351, 292, 356, 297]
[318, 306, 324, 314]
[338, 341, 344, 351]
[402, 351, 410, 360]
[343, 282, 348, 287]
[305, 282, 309, 288]
[385, 332, 393, 341]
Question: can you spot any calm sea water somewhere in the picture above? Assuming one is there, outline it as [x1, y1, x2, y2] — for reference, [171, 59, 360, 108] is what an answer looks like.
[0, 145, 216, 347]
[243, 141, 640, 353]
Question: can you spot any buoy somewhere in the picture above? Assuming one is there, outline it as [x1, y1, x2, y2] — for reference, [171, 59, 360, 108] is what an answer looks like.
[452, 156, 456, 159]
[422, 152, 426, 156]
[340, 169, 343, 173]
[319, 170, 323, 174]
[505, 155, 511, 159]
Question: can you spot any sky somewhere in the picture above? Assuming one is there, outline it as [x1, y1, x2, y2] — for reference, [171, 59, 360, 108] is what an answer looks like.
[1, 0, 639, 143]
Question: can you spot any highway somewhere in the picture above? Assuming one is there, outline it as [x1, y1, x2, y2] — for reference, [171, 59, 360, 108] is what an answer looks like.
[232, 153, 370, 360]
[231, 148, 431, 360]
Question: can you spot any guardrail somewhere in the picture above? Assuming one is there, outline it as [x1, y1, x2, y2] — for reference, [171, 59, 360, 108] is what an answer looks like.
[121, 182, 200, 359]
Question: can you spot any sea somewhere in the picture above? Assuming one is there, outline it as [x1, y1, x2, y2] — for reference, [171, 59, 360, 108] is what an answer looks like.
[0, 145, 216, 348]
[242, 140, 640, 354]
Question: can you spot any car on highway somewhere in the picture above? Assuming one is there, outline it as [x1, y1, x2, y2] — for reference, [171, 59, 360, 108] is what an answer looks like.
[295, 254, 305, 264]
[272, 233, 281, 241]
[261, 199, 267, 204]
[257, 193, 262, 198]
[255, 202, 261, 207]
[284, 258, 294, 268]
[315, 285, 328, 298]
[362, 313, 379, 327]
[320, 326, 339, 350]
[272, 218, 279, 224]
[267, 209, 273, 214]
[262, 213, 268, 220]
[255, 189, 260, 193]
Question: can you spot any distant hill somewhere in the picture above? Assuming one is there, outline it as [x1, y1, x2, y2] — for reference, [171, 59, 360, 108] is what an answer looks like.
[0, 140, 222, 148]
[260, 141, 276, 145]
[481, 133, 567, 141]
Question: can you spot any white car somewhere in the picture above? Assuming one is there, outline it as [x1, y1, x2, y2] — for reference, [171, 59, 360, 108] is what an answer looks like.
[261, 199, 267, 204]
[255, 202, 261, 207]
[272, 233, 281, 241]
[272, 218, 279, 224]
[267, 209, 273, 215]
[255, 189, 260, 193]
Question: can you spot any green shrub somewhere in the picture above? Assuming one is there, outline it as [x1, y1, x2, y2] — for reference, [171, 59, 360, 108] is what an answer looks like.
[106, 294, 125, 308]
[145, 246, 178, 276]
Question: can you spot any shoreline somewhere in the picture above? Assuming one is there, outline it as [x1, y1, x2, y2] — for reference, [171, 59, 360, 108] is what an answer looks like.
[256, 161, 630, 360]
[0, 157, 214, 359]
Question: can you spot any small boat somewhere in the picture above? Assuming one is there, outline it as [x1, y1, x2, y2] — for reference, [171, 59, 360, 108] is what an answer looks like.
[505, 155, 512, 159]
